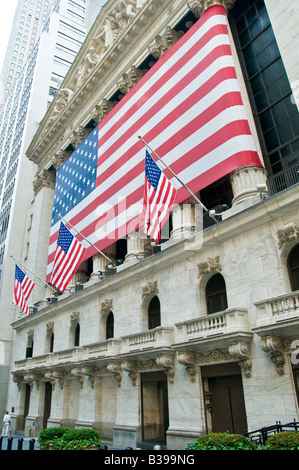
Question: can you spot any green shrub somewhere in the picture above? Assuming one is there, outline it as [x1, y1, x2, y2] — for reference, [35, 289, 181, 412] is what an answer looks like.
[264, 431, 299, 450]
[186, 432, 257, 450]
[38, 427, 70, 444]
[38, 427, 103, 450]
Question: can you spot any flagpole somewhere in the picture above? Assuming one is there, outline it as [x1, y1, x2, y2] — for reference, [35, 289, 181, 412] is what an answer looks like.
[10, 255, 58, 294]
[138, 137, 217, 222]
[56, 212, 114, 265]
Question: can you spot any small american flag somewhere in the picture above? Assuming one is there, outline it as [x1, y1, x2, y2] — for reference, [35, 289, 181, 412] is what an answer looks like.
[50, 222, 86, 293]
[12, 265, 35, 317]
[143, 150, 176, 243]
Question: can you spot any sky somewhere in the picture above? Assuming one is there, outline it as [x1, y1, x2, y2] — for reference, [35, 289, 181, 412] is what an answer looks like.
[0, 0, 19, 72]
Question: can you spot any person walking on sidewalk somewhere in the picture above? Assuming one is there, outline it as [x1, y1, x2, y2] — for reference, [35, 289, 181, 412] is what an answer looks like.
[1, 411, 11, 437]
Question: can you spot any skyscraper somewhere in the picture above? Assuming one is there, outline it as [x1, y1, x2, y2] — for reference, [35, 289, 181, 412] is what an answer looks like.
[0, 0, 104, 420]
[0, 0, 52, 106]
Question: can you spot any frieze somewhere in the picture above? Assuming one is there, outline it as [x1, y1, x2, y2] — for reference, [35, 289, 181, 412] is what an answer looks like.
[26, 0, 171, 166]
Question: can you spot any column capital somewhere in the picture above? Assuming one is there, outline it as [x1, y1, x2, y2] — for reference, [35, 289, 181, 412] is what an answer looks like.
[188, 0, 236, 18]
[32, 169, 56, 195]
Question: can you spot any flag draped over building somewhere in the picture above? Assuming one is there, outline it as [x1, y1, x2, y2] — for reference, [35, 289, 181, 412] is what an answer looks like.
[143, 150, 176, 243]
[49, 222, 86, 293]
[12, 265, 35, 316]
[47, 5, 262, 280]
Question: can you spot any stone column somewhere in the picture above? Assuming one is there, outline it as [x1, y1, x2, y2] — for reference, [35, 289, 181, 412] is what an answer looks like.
[188, 0, 268, 217]
[68, 260, 89, 291]
[229, 165, 268, 211]
[167, 353, 205, 450]
[112, 361, 139, 448]
[121, 232, 148, 268]
[76, 369, 96, 429]
[91, 243, 117, 278]
[27, 169, 56, 303]
[24, 379, 44, 436]
[171, 203, 195, 240]
[46, 372, 65, 428]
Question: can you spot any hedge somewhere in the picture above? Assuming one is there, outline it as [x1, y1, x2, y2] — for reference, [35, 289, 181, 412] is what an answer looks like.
[38, 427, 103, 450]
[186, 432, 257, 450]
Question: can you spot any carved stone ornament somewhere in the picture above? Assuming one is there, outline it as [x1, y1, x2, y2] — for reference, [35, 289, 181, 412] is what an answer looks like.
[177, 351, 197, 382]
[81, 366, 96, 388]
[117, 65, 147, 95]
[50, 150, 72, 170]
[46, 322, 54, 331]
[12, 374, 23, 391]
[277, 222, 299, 249]
[188, 0, 236, 18]
[107, 362, 122, 386]
[101, 298, 113, 314]
[91, 99, 117, 124]
[44, 371, 64, 390]
[70, 312, 80, 324]
[142, 280, 158, 299]
[70, 368, 85, 388]
[70, 126, 92, 149]
[156, 354, 175, 383]
[228, 342, 252, 377]
[32, 169, 56, 194]
[149, 26, 184, 60]
[121, 360, 137, 386]
[24, 373, 41, 391]
[260, 336, 285, 374]
[198, 256, 221, 278]
[27, 329, 34, 339]
[197, 348, 231, 363]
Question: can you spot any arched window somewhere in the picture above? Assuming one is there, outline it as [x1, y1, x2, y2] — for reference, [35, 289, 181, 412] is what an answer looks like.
[26, 331, 34, 358]
[106, 311, 114, 340]
[74, 323, 80, 347]
[206, 273, 228, 314]
[148, 296, 161, 329]
[288, 244, 299, 291]
[26, 337, 33, 358]
[49, 332, 54, 353]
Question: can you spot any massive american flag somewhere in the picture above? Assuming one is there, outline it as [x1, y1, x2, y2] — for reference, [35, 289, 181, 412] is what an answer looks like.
[46, 5, 262, 280]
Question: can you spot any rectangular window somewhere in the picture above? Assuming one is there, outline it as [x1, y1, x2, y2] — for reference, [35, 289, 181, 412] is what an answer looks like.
[230, 0, 299, 176]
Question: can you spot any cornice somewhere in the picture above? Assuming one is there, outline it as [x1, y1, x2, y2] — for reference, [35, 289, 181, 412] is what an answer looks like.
[26, 0, 172, 167]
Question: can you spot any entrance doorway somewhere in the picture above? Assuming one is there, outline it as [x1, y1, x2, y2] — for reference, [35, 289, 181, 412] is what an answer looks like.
[141, 372, 169, 443]
[43, 382, 52, 430]
[202, 363, 247, 434]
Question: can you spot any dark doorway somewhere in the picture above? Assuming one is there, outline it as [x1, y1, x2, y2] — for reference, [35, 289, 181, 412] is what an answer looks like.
[208, 374, 247, 434]
[43, 382, 52, 430]
[141, 372, 169, 443]
[202, 363, 247, 434]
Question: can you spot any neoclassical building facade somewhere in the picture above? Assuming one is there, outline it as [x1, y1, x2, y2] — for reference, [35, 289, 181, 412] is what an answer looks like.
[5, 0, 299, 449]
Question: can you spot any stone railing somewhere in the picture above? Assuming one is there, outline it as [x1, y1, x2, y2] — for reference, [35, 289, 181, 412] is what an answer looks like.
[175, 308, 250, 344]
[121, 327, 174, 354]
[254, 290, 299, 331]
[13, 339, 122, 373]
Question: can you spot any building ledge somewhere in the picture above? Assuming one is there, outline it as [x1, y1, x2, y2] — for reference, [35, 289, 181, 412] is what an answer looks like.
[253, 290, 299, 337]
[174, 308, 252, 351]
